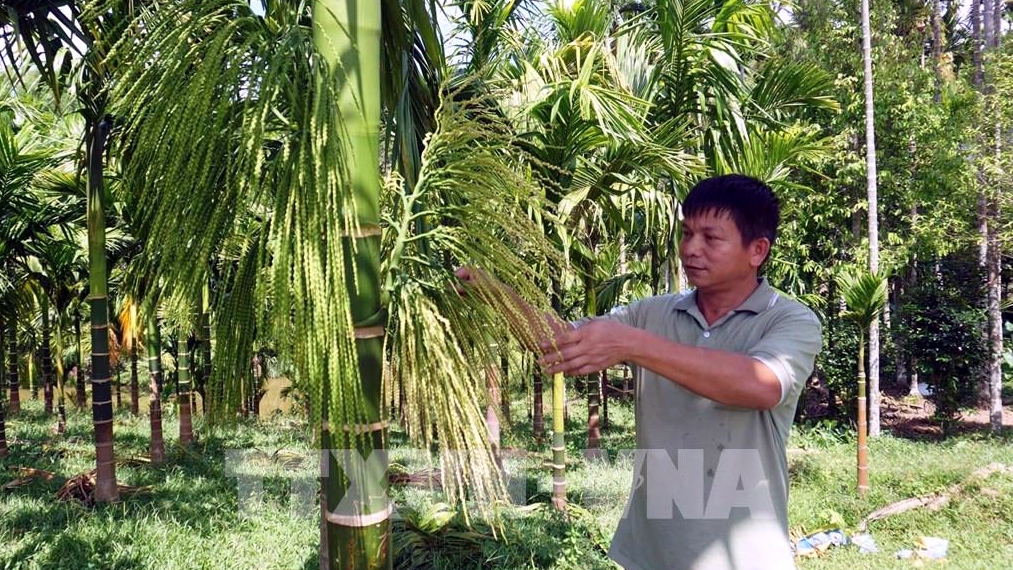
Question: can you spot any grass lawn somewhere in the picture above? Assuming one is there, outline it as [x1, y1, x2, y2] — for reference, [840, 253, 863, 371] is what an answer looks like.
[1, 390, 1012, 569]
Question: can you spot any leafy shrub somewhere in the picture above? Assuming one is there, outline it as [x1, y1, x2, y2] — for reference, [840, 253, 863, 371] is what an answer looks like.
[899, 253, 986, 433]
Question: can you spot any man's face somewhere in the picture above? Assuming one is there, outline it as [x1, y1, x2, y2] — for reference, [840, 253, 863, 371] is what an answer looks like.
[679, 210, 768, 291]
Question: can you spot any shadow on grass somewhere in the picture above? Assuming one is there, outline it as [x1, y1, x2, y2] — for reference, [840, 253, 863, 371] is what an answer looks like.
[6, 526, 144, 570]
[1, 423, 317, 569]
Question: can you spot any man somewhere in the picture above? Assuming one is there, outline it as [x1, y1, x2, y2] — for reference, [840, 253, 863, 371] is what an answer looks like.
[458, 174, 822, 569]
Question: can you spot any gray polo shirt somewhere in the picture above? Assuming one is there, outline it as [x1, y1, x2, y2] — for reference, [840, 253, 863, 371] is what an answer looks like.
[602, 278, 822, 570]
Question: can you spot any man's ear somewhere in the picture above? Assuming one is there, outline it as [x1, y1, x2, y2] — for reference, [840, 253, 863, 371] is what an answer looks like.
[750, 238, 771, 268]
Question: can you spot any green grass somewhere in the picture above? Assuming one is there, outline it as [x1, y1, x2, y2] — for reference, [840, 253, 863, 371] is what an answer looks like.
[2, 390, 1012, 569]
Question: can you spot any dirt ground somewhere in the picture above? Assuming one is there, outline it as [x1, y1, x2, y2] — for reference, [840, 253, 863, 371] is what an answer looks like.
[798, 375, 1013, 440]
[879, 388, 1013, 439]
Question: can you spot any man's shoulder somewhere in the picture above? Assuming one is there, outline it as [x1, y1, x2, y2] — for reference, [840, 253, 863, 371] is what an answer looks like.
[765, 289, 821, 325]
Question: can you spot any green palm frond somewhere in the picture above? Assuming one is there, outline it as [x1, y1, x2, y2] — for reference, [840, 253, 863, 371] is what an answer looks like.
[836, 267, 887, 328]
[748, 58, 840, 123]
[382, 85, 559, 511]
[0, 1, 88, 107]
[716, 125, 831, 187]
[102, 0, 364, 435]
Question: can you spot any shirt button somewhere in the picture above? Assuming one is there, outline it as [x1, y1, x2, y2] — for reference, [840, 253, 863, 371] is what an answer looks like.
[703, 331, 711, 338]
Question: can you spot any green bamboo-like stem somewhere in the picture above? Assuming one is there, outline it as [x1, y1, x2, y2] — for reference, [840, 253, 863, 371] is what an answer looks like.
[177, 334, 193, 445]
[314, 0, 387, 566]
[87, 115, 118, 502]
[7, 320, 20, 415]
[147, 317, 165, 464]
[551, 371, 567, 511]
[857, 332, 869, 497]
[75, 314, 86, 409]
[42, 297, 54, 414]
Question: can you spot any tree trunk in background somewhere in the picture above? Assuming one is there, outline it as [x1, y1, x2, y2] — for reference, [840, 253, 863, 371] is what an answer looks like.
[0, 318, 7, 455]
[932, 0, 942, 102]
[198, 281, 212, 415]
[486, 364, 502, 471]
[147, 317, 165, 464]
[42, 299, 54, 414]
[130, 345, 139, 416]
[177, 334, 194, 445]
[533, 372, 545, 444]
[601, 369, 609, 429]
[861, 0, 881, 437]
[7, 320, 20, 415]
[500, 352, 510, 425]
[985, 10, 1003, 434]
[585, 279, 601, 457]
[87, 114, 119, 502]
[54, 317, 67, 434]
[75, 316, 86, 409]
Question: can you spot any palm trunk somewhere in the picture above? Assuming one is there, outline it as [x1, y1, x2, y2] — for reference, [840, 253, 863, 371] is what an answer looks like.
[500, 352, 510, 425]
[130, 345, 139, 416]
[585, 280, 601, 457]
[533, 372, 545, 443]
[0, 382, 6, 457]
[7, 320, 19, 415]
[115, 368, 122, 409]
[42, 298, 54, 415]
[177, 334, 194, 445]
[0, 319, 7, 455]
[486, 364, 502, 471]
[314, 1, 388, 567]
[200, 281, 212, 415]
[985, 0, 1003, 434]
[857, 333, 869, 497]
[30, 355, 38, 401]
[75, 315, 86, 409]
[87, 114, 119, 502]
[55, 316, 67, 434]
[600, 369, 609, 429]
[147, 317, 165, 464]
[551, 371, 566, 511]
[860, 0, 881, 437]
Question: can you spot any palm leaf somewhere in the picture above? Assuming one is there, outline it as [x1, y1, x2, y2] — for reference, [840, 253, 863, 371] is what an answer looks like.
[836, 267, 887, 328]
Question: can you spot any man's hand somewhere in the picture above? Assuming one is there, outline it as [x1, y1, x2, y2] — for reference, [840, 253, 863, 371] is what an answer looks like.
[538, 319, 636, 376]
[453, 266, 486, 295]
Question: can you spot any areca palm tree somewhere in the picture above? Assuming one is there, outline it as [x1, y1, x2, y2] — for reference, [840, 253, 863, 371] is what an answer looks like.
[101, 0, 557, 566]
[1, 0, 127, 502]
[837, 267, 887, 497]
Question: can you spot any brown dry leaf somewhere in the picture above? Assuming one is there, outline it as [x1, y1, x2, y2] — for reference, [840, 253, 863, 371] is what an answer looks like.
[2, 467, 57, 491]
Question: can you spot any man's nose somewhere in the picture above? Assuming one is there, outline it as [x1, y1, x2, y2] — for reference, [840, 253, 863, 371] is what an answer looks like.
[680, 235, 701, 257]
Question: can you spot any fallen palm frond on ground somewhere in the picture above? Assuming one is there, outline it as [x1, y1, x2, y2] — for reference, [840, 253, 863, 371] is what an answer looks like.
[1, 467, 57, 490]
[55, 470, 152, 507]
[858, 462, 1013, 531]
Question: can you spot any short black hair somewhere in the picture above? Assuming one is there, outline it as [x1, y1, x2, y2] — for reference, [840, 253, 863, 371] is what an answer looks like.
[682, 174, 779, 247]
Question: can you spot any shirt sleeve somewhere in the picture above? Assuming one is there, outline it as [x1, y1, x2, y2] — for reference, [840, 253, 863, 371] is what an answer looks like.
[748, 305, 823, 407]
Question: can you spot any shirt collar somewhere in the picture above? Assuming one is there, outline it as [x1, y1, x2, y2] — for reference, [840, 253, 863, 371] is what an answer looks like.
[673, 277, 779, 315]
